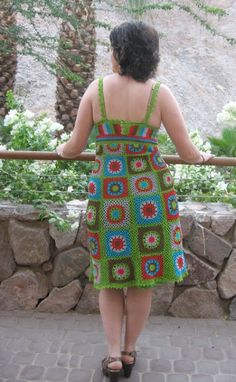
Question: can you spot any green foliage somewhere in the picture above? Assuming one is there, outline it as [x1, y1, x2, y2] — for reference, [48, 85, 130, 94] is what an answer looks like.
[209, 128, 236, 157]
[111, 0, 236, 45]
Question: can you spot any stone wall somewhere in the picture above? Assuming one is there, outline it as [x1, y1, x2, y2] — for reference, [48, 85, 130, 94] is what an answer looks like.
[0, 201, 236, 319]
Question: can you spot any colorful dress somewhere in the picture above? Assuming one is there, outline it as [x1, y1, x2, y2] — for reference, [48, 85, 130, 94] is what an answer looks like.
[86, 78, 188, 289]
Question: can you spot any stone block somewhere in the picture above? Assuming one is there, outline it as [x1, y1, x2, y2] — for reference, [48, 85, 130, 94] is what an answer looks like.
[76, 212, 88, 249]
[0, 270, 39, 310]
[180, 213, 194, 238]
[195, 212, 211, 228]
[8, 219, 51, 265]
[51, 246, 89, 287]
[169, 287, 225, 318]
[36, 280, 82, 313]
[0, 222, 16, 281]
[75, 282, 99, 313]
[218, 249, 236, 299]
[211, 213, 235, 236]
[229, 296, 236, 320]
[188, 223, 232, 266]
[150, 283, 174, 315]
[34, 271, 49, 299]
[182, 250, 219, 286]
[49, 223, 78, 251]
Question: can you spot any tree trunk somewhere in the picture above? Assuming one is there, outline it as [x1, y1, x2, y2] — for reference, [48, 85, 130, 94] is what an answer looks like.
[0, 2, 17, 117]
[55, 0, 96, 132]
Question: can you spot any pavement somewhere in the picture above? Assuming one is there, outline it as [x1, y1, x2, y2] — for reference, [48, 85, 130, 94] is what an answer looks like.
[0, 311, 236, 382]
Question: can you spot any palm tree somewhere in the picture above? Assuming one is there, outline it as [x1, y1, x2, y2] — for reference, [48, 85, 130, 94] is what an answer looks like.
[0, 1, 17, 118]
[55, 0, 96, 132]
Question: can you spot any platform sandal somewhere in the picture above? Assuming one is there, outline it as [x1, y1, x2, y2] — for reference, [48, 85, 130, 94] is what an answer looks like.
[102, 356, 123, 382]
[121, 350, 137, 378]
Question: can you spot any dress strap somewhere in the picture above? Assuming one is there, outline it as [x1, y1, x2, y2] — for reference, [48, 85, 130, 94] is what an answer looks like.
[98, 78, 107, 120]
[143, 81, 161, 124]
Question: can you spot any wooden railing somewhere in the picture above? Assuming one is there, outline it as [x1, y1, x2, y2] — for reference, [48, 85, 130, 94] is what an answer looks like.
[0, 150, 236, 166]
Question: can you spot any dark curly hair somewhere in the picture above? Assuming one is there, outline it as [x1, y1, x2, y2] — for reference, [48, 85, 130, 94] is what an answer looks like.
[109, 21, 160, 82]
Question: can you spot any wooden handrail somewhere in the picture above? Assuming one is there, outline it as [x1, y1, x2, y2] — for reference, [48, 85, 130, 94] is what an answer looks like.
[0, 150, 235, 166]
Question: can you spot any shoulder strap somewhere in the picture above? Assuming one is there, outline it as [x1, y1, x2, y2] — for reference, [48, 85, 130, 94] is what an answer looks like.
[143, 81, 161, 124]
[98, 78, 107, 120]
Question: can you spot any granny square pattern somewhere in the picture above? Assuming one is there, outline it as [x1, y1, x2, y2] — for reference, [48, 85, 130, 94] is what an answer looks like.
[86, 78, 188, 289]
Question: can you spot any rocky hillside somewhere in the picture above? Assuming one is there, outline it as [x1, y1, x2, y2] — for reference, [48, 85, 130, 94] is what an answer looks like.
[14, 0, 236, 138]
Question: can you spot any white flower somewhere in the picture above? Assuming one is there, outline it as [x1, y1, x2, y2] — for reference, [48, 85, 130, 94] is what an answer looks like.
[0, 144, 6, 151]
[50, 122, 64, 133]
[48, 138, 58, 149]
[217, 181, 228, 191]
[60, 132, 70, 142]
[67, 186, 74, 193]
[71, 221, 79, 230]
[66, 209, 80, 220]
[23, 110, 35, 120]
[217, 101, 236, 129]
[0, 160, 3, 169]
[4, 109, 19, 126]
[80, 174, 87, 180]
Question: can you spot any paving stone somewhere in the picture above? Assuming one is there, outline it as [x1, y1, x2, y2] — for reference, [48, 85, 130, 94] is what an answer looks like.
[203, 346, 224, 360]
[80, 355, 101, 370]
[34, 353, 58, 367]
[69, 355, 81, 368]
[192, 376, 215, 382]
[181, 346, 202, 360]
[0, 364, 20, 379]
[56, 354, 70, 367]
[28, 339, 50, 353]
[142, 373, 165, 382]
[11, 352, 36, 365]
[170, 335, 189, 347]
[123, 370, 140, 382]
[0, 349, 13, 363]
[215, 376, 236, 382]
[224, 347, 236, 359]
[196, 360, 219, 374]
[160, 346, 180, 360]
[219, 360, 236, 374]
[68, 368, 92, 382]
[173, 359, 195, 373]
[60, 341, 73, 353]
[138, 346, 158, 359]
[91, 368, 104, 382]
[44, 367, 68, 381]
[167, 374, 189, 382]
[189, 336, 211, 347]
[71, 343, 93, 356]
[6, 339, 30, 352]
[150, 359, 172, 372]
[20, 365, 45, 380]
[134, 358, 149, 373]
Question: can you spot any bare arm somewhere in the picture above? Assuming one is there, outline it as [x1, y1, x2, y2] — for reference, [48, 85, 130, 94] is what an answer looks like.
[56, 80, 98, 158]
[159, 85, 203, 163]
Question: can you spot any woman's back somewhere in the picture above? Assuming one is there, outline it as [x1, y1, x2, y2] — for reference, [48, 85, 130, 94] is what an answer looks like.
[92, 74, 161, 129]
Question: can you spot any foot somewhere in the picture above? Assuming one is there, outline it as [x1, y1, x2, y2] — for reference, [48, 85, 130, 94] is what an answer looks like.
[102, 356, 122, 375]
[121, 350, 137, 365]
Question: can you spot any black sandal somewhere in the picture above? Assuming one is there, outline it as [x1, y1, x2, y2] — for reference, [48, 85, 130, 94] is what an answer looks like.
[102, 356, 123, 382]
[121, 350, 137, 378]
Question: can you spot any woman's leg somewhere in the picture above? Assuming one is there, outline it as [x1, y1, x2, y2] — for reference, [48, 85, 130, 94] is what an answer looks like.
[99, 288, 125, 369]
[122, 287, 153, 363]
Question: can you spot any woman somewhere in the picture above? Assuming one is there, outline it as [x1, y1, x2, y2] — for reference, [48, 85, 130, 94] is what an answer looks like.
[56, 22, 212, 382]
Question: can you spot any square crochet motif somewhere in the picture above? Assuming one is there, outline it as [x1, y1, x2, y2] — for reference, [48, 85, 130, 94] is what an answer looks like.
[103, 177, 128, 198]
[138, 225, 164, 253]
[163, 191, 179, 220]
[105, 230, 131, 258]
[104, 157, 127, 176]
[108, 258, 135, 283]
[134, 195, 163, 225]
[141, 255, 164, 280]
[102, 200, 130, 229]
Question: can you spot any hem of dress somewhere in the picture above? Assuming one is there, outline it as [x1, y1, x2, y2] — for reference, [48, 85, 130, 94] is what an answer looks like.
[89, 270, 189, 290]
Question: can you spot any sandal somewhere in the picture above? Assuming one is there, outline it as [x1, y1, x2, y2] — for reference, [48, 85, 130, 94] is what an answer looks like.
[101, 356, 123, 382]
[121, 350, 137, 378]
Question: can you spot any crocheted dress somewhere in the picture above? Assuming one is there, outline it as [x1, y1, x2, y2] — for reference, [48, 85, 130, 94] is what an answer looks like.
[86, 78, 188, 289]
